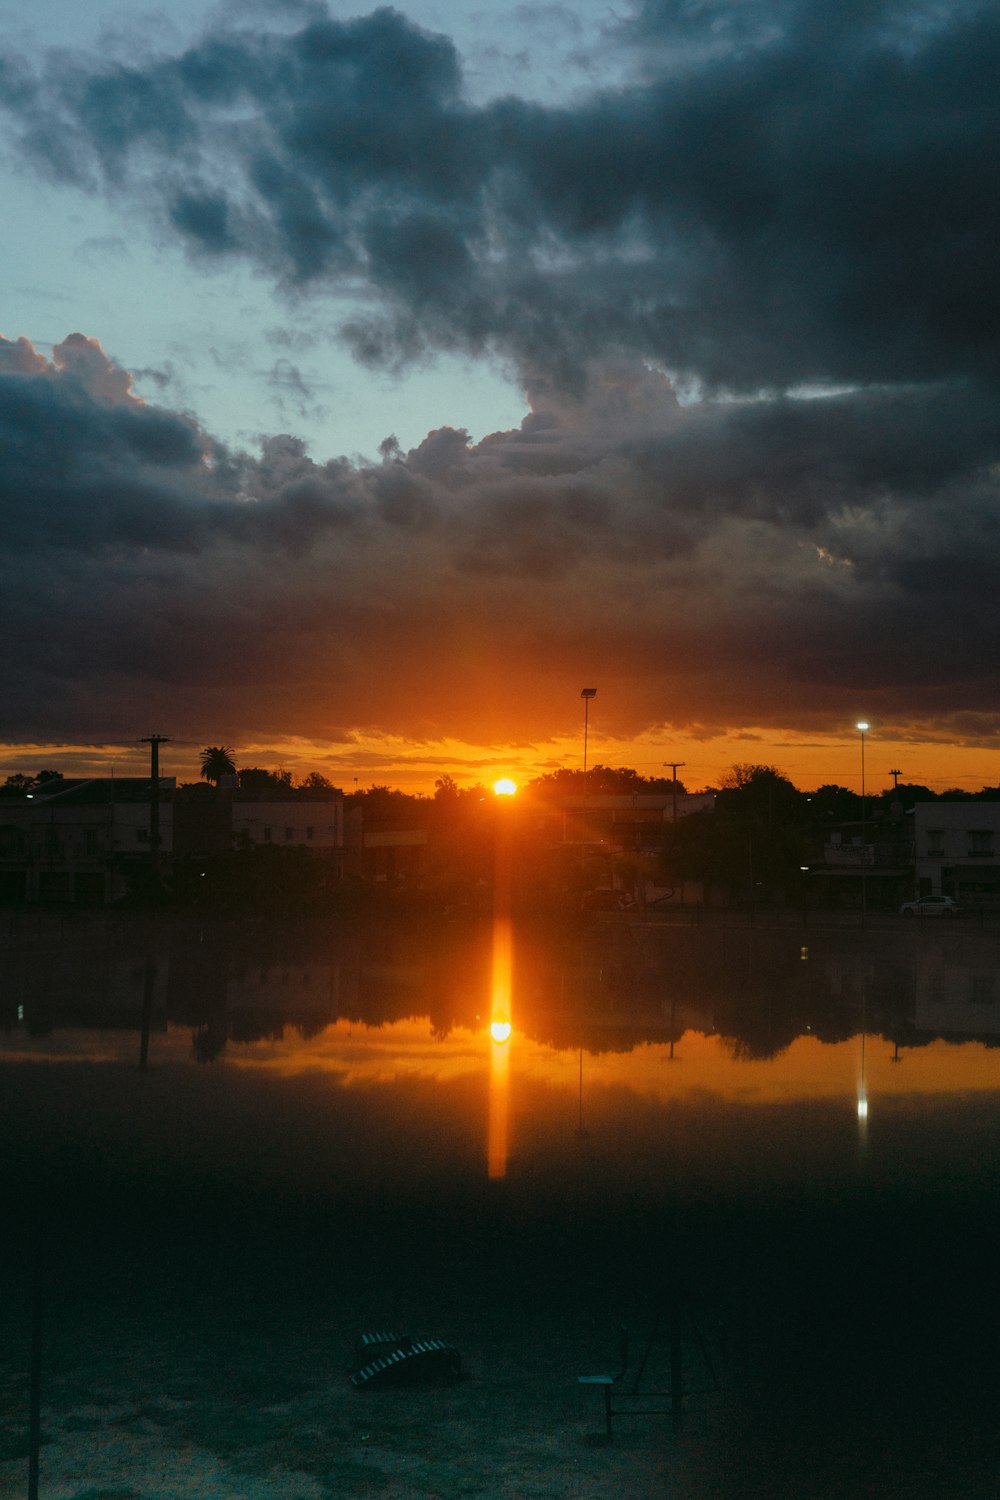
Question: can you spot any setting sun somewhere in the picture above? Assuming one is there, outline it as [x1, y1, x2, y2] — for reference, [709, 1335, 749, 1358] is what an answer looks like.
[493, 778, 517, 796]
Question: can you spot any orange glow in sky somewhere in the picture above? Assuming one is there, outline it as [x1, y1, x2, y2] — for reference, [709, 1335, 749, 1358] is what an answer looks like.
[5, 725, 1000, 797]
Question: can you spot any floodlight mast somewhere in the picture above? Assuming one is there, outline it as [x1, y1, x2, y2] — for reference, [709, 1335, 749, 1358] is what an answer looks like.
[856, 722, 869, 927]
[580, 689, 597, 778]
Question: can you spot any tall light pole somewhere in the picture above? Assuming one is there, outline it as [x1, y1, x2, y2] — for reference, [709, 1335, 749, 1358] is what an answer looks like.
[857, 721, 869, 926]
[580, 689, 597, 779]
[663, 761, 686, 823]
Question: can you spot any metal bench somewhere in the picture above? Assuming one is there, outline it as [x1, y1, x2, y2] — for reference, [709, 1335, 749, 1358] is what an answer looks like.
[351, 1332, 463, 1388]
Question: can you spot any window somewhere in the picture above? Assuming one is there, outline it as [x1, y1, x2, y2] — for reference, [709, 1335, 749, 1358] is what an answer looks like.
[83, 829, 99, 858]
[969, 830, 994, 857]
[264, 827, 272, 842]
[285, 827, 294, 841]
[926, 830, 944, 855]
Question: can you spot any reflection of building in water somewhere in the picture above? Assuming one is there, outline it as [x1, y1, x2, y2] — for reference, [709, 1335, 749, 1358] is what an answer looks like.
[913, 954, 1000, 1036]
[914, 802, 1000, 906]
[2, 943, 170, 1036]
[225, 961, 339, 1017]
[7, 917, 1000, 1061]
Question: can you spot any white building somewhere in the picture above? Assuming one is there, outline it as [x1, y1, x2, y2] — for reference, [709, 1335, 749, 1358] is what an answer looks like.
[231, 799, 343, 852]
[913, 801, 1000, 904]
[0, 777, 174, 903]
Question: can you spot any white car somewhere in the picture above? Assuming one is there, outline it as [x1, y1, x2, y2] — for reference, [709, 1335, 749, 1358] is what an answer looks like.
[899, 895, 961, 918]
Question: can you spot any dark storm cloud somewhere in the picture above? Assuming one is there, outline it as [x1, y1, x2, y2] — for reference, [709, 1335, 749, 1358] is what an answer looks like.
[4, 331, 1000, 750]
[3, 2, 1000, 752]
[4, 1, 1000, 392]
[0, 334, 366, 557]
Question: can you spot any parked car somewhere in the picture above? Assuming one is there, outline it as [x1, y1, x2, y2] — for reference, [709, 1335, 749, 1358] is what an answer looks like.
[899, 895, 962, 918]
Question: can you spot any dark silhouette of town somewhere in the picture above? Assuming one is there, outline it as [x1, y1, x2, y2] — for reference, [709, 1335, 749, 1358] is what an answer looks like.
[4, 753, 1000, 917]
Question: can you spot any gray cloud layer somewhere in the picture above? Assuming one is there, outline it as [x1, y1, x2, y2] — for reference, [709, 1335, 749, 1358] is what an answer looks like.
[2, 1, 1000, 754]
[4, 0, 999, 390]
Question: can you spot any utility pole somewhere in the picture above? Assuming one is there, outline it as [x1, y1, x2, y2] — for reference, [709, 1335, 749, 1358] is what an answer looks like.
[662, 761, 686, 823]
[139, 735, 170, 883]
[888, 768, 903, 792]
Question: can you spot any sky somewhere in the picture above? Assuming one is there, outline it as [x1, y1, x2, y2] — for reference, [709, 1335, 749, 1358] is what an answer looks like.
[2, 0, 1000, 794]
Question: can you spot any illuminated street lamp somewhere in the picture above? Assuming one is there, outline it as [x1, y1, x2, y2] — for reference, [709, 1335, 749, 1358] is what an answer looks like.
[857, 721, 869, 926]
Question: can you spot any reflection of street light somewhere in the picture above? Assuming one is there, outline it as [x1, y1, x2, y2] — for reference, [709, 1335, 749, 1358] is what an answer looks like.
[857, 973, 870, 1173]
[857, 722, 869, 927]
[800, 864, 810, 930]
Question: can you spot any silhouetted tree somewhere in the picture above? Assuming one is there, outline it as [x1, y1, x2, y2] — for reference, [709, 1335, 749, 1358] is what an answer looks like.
[807, 784, 861, 821]
[300, 771, 335, 792]
[0, 773, 34, 797]
[529, 765, 686, 797]
[717, 764, 801, 822]
[200, 746, 236, 784]
[879, 782, 936, 811]
[237, 767, 293, 794]
[0, 770, 64, 798]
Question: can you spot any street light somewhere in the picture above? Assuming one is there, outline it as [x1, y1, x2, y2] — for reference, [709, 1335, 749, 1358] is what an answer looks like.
[580, 689, 597, 777]
[857, 721, 869, 926]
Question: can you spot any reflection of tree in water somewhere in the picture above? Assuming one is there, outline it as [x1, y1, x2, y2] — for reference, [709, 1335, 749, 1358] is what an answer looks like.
[724, 1021, 803, 1062]
[8, 914, 1000, 1058]
[296, 1017, 327, 1040]
[192, 1023, 226, 1063]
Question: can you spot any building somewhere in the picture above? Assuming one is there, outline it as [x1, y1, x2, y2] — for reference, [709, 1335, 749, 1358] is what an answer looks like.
[0, 776, 346, 904]
[913, 801, 1000, 905]
[0, 777, 175, 904]
[231, 798, 344, 855]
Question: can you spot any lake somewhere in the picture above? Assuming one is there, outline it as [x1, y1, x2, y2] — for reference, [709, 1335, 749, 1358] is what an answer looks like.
[2, 911, 998, 1498]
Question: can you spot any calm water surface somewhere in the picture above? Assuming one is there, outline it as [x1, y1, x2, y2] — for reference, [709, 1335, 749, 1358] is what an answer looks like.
[2, 913, 998, 1497]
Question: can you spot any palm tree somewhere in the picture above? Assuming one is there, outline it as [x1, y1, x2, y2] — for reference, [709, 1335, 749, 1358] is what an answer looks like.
[200, 746, 237, 785]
